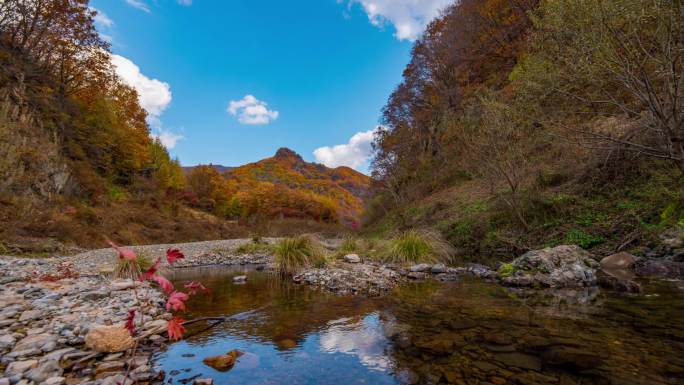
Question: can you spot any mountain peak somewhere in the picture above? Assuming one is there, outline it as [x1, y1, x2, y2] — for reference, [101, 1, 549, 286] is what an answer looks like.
[274, 147, 303, 161]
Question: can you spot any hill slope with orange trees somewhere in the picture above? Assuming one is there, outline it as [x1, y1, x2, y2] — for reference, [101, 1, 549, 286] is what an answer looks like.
[0, 1, 247, 252]
[186, 148, 370, 226]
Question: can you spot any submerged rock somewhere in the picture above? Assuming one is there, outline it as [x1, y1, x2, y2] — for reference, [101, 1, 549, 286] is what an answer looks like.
[501, 245, 598, 288]
[635, 260, 683, 279]
[232, 275, 247, 283]
[203, 350, 243, 372]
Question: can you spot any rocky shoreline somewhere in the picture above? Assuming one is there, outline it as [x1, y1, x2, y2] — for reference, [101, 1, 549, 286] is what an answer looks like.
[2, 235, 683, 385]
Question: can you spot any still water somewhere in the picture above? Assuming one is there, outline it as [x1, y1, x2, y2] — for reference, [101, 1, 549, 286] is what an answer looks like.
[155, 266, 684, 385]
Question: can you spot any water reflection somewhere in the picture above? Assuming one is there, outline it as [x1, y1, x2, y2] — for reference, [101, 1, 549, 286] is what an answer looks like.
[319, 313, 392, 371]
[156, 266, 684, 385]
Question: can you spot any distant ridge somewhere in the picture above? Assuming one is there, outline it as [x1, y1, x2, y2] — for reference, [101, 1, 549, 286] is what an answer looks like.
[182, 164, 234, 175]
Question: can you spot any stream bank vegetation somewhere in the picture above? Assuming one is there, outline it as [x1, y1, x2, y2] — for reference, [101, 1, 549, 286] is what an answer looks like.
[364, 0, 684, 262]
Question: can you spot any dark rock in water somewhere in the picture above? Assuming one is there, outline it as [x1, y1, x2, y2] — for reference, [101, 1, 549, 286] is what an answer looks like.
[600, 252, 637, 270]
[407, 272, 427, 280]
[430, 264, 447, 274]
[483, 333, 513, 345]
[542, 346, 603, 370]
[202, 350, 243, 372]
[493, 352, 541, 371]
[635, 260, 683, 279]
[598, 270, 642, 294]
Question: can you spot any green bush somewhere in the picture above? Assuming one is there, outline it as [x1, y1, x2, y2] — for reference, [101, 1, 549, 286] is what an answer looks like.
[564, 229, 605, 249]
[384, 230, 452, 265]
[274, 236, 327, 275]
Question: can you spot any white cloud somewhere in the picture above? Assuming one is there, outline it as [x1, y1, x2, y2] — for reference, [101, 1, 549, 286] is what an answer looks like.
[313, 128, 380, 171]
[177, 0, 192, 5]
[152, 129, 183, 149]
[342, 0, 451, 41]
[90, 7, 114, 27]
[227, 95, 279, 125]
[111, 54, 172, 119]
[125, 0, 150, 13]
[111, 55, 180, 149]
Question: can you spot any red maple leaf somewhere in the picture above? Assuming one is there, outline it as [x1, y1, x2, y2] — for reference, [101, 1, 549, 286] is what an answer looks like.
[153, 275, 174, 295]
[166, 291, 189, 312]
[106, 239, 137, 261]
[184, 281, 211, 295]
[125, 309, 136, 335]
[167, 317, 186, 341]
[140, 258, 161, 281]
[166, 248, 185, 265]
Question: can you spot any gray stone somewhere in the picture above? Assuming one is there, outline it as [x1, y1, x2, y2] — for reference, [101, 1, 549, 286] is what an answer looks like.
[430, 264, 447, 274]
[44, 377, 66, 385]
[343, 254, 361, 263]
[19, 310, 42, 322]
[80, 290, 110, 301]
[25, 360, 62, 383]
[13, 334, 56, 353]
[4, 359, 38, 376]
[409, 264, 431, 273]
[0, 335, 15, 351]
[0, 378, 9, 385]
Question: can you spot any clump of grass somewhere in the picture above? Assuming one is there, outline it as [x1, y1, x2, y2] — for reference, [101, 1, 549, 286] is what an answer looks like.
[275, 235, 327, 275]
[235, 242, 274, 255]
[113, 252, 153, 280]
[383, 230, 452, 265]
[335, 236, 360, 257]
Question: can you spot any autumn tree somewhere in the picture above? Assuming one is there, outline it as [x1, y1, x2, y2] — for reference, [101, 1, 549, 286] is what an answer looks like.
[517, 0, 684, 174]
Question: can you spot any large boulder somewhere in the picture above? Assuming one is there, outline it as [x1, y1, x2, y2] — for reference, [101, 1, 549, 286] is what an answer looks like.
[85, 325, 134, 353]
[501, 245, 599, 288]
[600, 252, 637, 270]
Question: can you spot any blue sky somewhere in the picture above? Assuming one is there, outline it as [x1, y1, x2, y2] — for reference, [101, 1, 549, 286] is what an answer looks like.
[90, 0, 451, 173]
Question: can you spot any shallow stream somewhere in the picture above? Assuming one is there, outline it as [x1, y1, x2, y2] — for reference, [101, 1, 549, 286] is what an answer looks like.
[155, 266, 684, 384]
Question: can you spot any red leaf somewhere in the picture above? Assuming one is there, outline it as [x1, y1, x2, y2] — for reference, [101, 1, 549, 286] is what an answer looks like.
[166, 291, 189, 312]
[125, 309, 136, 335]
[166, 249, 185, 265]
[184, 281, 210, 295]
[140, 258, 161, 281]
[167, 317, 186, 341]
[107, 239, 137, 261]
[153, 275, 174, 295]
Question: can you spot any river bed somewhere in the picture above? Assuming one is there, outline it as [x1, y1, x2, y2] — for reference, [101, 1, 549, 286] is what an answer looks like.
[154, 266, 684, 385]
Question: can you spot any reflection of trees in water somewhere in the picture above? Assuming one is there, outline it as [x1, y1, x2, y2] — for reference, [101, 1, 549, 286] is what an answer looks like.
[169, 267, 382, 349]
[381, 278, 684, 385]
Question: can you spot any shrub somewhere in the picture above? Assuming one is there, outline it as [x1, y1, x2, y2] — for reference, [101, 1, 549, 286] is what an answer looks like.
[274, 236, 326, 275]
[384, 230, 452, 265]
[564, 229, 605, 249]
[113, 252, 153, 280]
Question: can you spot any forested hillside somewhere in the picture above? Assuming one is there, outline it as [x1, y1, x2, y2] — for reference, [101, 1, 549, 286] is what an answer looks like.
[185, 148, 370, 225]
[366, 0, 683, 261]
